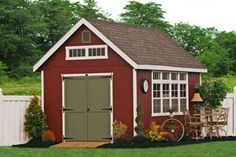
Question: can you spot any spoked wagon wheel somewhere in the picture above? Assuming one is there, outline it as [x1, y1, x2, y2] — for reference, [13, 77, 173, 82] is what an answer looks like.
[162, 119, 184, 142]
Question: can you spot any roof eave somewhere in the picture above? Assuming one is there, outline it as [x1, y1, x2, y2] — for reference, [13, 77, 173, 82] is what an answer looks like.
[137, 65, 207, 73]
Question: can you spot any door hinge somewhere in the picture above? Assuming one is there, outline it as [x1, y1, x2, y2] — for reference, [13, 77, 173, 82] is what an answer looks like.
[101, 107, 112, 111]
[63, 136, 74, 140]
[63, 107, 74, 112]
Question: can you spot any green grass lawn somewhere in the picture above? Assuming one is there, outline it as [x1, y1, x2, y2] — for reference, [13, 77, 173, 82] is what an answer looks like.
[202, 74, 236, 93]
[0, 74, 236, 95]
[0, 75, 41, 95]
[1, 141, 236, 157]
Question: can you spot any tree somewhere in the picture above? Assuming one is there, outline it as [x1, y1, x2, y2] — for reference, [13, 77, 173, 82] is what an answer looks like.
[24, 95, 47, 138]
[72, 0, 110, 22]
[214, 31, 236, 72]
[0, 0, 42, 77]
[170, 23, 217, 56]
[120, 1, 171, 33]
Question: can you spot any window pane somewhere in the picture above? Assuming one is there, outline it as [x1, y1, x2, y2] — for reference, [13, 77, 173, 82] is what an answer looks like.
[97, 48, 101, 56]
[180, 73, 186, 80]
[180, 84, 186, 97]
[92, 48, 96, 56]
[163, 99, 170, 112]
[172, 99, 178, 112]
[101, 48, 105, 56]
[153, 72, 160, 80]
[180, 99, 187, 111]
[162, 84, 169, 97]
[171, 73, 178, 80]
[153, 99, 161, 113]
[82, 49, 85, 56]
[153, 84, 160, 98]
[73, 49, 77, 57]
[171, 84, 178, 97]
[78, 49, 81, 56]
[82, 31, 91, 43]
[162, 73, 169, 80]
[69, 49, 73, 57]
[88, 49, 92, 56]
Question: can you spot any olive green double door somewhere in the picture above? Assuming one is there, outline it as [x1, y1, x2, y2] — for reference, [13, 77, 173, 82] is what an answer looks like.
[64, 76, 111, 141]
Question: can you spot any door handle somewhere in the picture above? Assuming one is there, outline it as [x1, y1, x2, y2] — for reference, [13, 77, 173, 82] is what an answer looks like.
[87, 108, 90, 112]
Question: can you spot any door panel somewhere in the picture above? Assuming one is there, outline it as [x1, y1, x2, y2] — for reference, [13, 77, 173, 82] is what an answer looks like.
[64, 77, 87, 141]
[88, 77, 111, 141]
[64, 76, 111, 141]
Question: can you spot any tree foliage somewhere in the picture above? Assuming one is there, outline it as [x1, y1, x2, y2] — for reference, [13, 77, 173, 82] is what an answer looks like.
[121, 1, 171, 33]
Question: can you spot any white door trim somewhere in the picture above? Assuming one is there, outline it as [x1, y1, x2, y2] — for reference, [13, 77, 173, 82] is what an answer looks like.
[61, 72, 113, 142]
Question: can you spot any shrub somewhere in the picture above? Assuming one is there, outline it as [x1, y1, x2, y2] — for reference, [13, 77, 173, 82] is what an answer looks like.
[145, 121, 168, 142]
[24, 95, 47, 138]
[42, 130, 56, 142]
[113, 120, 128, 140]
[195, 80, 227, 109]
[134, 102, 144, 137]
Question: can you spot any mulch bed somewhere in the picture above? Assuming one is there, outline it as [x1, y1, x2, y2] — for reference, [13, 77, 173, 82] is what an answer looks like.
[98, 136, 236, 148]
[12, 138, 57, 148]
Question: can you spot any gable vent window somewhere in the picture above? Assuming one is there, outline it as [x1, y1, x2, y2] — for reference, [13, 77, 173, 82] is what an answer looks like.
[66, 45, 108, 60]
[82, 30, 91, 43]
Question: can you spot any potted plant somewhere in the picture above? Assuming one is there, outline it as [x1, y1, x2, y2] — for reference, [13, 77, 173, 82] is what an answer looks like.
[168, 108, 175, 118]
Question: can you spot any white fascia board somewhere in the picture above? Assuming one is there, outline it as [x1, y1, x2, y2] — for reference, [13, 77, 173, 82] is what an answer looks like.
[33, 18, 137, 72]
[137, 65, 207, 73]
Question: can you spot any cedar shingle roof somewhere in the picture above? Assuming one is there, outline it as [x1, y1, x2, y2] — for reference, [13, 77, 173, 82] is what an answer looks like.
[87, 19, 205, 69]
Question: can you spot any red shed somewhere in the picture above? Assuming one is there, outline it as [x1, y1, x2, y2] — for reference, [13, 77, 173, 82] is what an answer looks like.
[33, 18, 207, 142]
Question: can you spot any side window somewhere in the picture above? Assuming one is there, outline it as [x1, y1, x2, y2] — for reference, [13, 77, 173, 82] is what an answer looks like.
[82, 30, 91, 43]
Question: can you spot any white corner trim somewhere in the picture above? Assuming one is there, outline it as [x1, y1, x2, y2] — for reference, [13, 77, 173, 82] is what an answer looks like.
[33, 18, 137, 72]
[41, 70, 44, 112]
[137, 65, 207, 73]
[133, 69, 137, 137]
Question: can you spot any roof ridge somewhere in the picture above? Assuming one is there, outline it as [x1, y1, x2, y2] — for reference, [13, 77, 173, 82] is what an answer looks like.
[85, 18, 165, 34]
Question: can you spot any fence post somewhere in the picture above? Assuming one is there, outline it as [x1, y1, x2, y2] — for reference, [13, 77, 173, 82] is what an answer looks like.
[0, 88, 2, 104]
[233, 87, 236, 135]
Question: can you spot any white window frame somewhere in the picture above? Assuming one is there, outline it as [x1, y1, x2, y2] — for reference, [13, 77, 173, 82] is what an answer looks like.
[65, 45, 108, 60]
[152, 71, 189, 116]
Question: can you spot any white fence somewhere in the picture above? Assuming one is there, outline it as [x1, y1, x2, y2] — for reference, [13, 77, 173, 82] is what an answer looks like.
[0, 89, 31, 146]
[222, 87, 236, 136]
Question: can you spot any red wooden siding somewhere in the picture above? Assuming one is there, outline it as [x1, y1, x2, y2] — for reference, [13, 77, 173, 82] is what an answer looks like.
[137, 70, 200, 130]
[42, 25, 134, 142]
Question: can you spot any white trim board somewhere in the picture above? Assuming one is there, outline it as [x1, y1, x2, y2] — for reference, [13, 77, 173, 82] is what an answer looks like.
[41, 71, 44, 112]
[132, 69, 137, 137]
[137, 65, 207, 73]
[33, 18, 207, 73]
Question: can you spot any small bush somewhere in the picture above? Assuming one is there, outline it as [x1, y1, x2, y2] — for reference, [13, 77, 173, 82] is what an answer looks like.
[113, 120, 128, 140]
[42, 130, 56, 142]
[24, 95, 47, 138]
[145, 121, 168, 142]
[135, 102, 144, 137]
